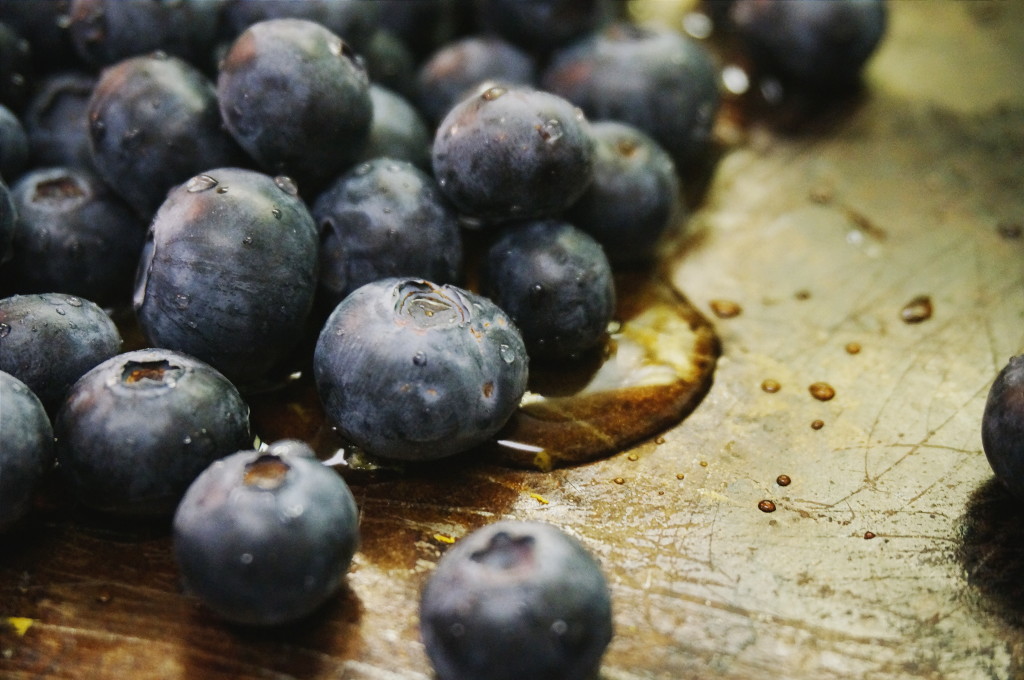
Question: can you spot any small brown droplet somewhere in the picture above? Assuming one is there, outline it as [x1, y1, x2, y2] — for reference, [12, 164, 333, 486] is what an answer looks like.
[613, 477, 626, 485]
[900, 295, 933, 324]
[809, 185, 833, 204]
[810, 419, 825, 430]
[808, 382, 835, 401]
[699, 460, 708, 467]
[761, 379, 781, 393]
[709, 299, 742, 319]
[627, 453, 639, 461]
[675, 473, 685, 480]
[864, 531, 876, 540]
[776, 474, 791, 487]
[794, 289, 811, 300]
[758, 500, 777, 513]
[654, 436, 666, 445]
[845, 342, 861, 355]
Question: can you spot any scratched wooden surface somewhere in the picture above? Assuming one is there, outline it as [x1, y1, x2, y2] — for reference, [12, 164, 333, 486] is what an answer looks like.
[3, 2, 1024, 679]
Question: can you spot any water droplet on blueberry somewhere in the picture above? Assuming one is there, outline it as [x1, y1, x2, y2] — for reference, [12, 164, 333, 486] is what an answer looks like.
[538, 119, 564, 144]
[481, 86, 507, 101]
[0, 323, 10, 338]
[499, 344, 516, 364]
[274, 175, 299, 196]
[66, 296, 82, 307]
[413, 352, 427, 366]
[186, 174, 218, 193]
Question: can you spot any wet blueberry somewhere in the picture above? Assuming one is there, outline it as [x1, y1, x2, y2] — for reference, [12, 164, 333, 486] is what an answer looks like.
[356, 84, 432, 170]
[982, 355, 1024, 500]
[133, 167, 319, 391]
[86, 52, 245, 219]
[54, 348, 252, 518]
[542, 21, 721, 169]
[0, 371, 54, 532]
[217, 18, 373, 195]
[314, 278, 528, 461]
[565, 121, 682, 267]
[221, 0, 382, 55]
[728, 0, 888, 87]
[0, 103, 28, 182]
[484, 219, 615, 360]
[419, 520, 613, 680]
[0, 166, 146, 307]
[415, 35, 536, 126]
[0, 292, 122, 415]
[432, 85, 594, 224]
[23, 72, 97, 173]
[173, 439, 360, 626]
[311, 157, 462, 304]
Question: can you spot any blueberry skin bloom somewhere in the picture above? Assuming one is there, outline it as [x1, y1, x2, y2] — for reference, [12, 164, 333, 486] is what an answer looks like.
[484, 220, 615, 360]
[419, 520, 613, 680]
[432, 85, 594, 224]
[218, 18, 373, 195]
[54, 348, 252, 518]
[542, 22, 720, 169]
[87, 52, 245, 219]
[982, 355, 1024, 500]
[566, 121, 682, 267]
[134, 168, 318, 390]
[173, 439, 359, 626]
[311, 157, 462, 304]
[0, 371, 54, 532]
[314, 278, 529, 461]
[0, 292, 122, 415]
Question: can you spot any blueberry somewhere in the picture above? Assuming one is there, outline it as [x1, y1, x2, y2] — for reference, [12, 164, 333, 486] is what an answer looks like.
[0, 292, 122, 415]
[0, 21, 32, 113]
[565, 121, 682, 266]
[476, 0, 614, 54]
[23, 72, 97, 173]
[87, 52, 245, 219]
[0, 103, 28, 182]
[134, 168, 319, 391]
[0, 1, 79, 74]
[542, 21, 721, 169]
[314, 277, 528, 461]
[0, 371, 54, 532]
[729, 0, 888, 87]
[0, 166, 146, 307]
[361, 30, 417, 101]
[415, 35, 536, 126]
[419, 520, 613, 680]
[982, 355, 1024, 500]
[311, 157, 462, 304]
[67, 0, 222, 69]
[54, 348, 252, 518]
[432, 85, 594, 224]
[356, 85, 433, 170]
[173, 439, 360, 626]
[484, 219, 615, 360]
[0, 178, 13, 263]
[221, 0, 382, 54]
[217, 18, 373, 195]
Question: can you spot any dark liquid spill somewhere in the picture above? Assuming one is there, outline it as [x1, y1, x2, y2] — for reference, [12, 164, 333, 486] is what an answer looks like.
[249, 271, 720, 473]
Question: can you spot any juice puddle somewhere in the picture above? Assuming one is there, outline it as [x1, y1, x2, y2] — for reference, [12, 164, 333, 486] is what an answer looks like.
[249, 270, 720, 472]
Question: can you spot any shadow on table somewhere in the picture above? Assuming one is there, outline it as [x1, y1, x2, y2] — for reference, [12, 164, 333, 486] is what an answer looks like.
[957, 476, 1024, 628]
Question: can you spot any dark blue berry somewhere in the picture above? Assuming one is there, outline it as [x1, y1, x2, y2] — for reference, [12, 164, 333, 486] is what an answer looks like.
[484, 219, 615, 360]
[0, 178, 13, 263]
[0, 371, 54, 532]
[0, 103, 28, 182]
[134, 168, 319, 391]
[419, 520, 613, 680]
[566, 121, 682, 266]
[0, 166, 146, 307]
[432, 85, 594, 224]
[311, 157, 462, 304]
[173, 439, 360, 626]
[23, 72, 97, 173]
[54, 348, 252, 518]
[0, 22, 31, 113]
[361, 30, 416, 101]
[983, 355, 1024, 500]
[87, 52, 245, 219]
[356, 85, 432, 170]
[0, 292, 122, 415]
[217, 18, 373, 195]
[314, 278, 528, 461]
[221, 0, 382, 54]
[415, 35, 536, 126]
[476, 0, 614, 54]
[542, 21, 721, 169]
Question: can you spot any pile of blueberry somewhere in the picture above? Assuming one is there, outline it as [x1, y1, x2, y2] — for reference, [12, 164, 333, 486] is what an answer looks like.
[0, 0, 890, 676]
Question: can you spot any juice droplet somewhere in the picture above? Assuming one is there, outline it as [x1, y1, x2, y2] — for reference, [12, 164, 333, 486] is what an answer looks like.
[613, 477, 626, 485]
[864, 531, 876, 540]
[758, 500, 777, 513]
[761, 379, 781, 393]
[900, 295, 933, 323]
[274, 175, 299, 196]
[810, 419, 825, 430]
[776, 474, 791, 487]
[845, 342, 861, 354]
[627, 453, 639, 461]
[808, 383, 835, 401]
[186, 174, 218, 192]
[675, 473, 685, 480]
[709, 299, 742, 318]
